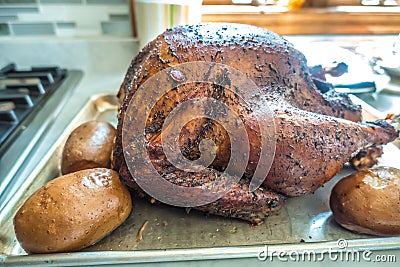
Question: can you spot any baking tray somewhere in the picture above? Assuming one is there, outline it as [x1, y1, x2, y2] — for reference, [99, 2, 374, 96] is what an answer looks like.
[1, 94, 399, 266]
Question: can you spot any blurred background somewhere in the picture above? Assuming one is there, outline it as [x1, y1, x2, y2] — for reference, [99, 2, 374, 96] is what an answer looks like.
[202, 0, 400, 34]
[0, 0, 399, 40]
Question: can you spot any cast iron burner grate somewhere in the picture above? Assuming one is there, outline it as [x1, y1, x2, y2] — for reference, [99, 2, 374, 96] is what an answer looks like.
[0, 63, 67, 156]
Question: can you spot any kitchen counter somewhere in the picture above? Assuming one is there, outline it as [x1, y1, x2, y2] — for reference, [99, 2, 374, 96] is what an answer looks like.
[1, 34, 399, 266]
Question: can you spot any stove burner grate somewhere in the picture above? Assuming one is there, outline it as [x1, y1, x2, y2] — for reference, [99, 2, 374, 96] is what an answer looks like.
[0, 63, 68, 156]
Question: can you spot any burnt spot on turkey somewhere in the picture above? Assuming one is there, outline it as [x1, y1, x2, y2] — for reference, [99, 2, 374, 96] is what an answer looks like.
[335, 129, 343, 140]
[113, 23, 399, 224]
[145, 121, 161, 134]
[350, 145, 383, 170]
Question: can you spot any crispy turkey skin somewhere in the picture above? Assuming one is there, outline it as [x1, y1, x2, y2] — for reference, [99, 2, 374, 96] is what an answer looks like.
[113, 23, 398, 224]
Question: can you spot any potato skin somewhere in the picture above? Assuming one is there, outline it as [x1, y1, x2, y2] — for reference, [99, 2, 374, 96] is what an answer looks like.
[61, 121, 116, 175]
[330, 166, 400, 236]
[13, 168, 132, 254]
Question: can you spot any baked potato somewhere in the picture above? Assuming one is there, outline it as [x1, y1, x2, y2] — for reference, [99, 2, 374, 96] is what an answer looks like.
[61, 121, 116, 175]
[330, 166, 400, 236]
[13, 168, 132, 254]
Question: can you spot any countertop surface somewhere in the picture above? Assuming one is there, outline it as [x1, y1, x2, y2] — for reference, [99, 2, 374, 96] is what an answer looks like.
[1, 34, 399, 266]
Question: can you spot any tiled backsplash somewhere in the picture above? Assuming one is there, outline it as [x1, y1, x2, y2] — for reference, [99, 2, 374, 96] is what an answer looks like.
[0, 0, 132, 37]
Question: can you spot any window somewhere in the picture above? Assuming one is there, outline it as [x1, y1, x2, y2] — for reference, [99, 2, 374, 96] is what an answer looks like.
[203, 0, 400, 6]
[202, 0, 400, 35]
[362, 0, 399, 5]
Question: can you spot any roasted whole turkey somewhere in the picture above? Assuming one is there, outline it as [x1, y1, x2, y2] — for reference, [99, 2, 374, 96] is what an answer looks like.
[113, 23, 398, 224]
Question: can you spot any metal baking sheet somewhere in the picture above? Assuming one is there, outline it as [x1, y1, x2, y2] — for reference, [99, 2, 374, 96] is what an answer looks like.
[1, 94, 399, 266]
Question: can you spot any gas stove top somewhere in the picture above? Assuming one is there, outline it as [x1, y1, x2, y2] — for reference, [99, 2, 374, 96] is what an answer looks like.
[0, 63, 82, 198]
[0, 64, 70, 156]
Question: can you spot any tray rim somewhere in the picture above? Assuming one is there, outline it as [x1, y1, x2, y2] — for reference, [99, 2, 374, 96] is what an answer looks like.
[2, 237, 400, 266]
